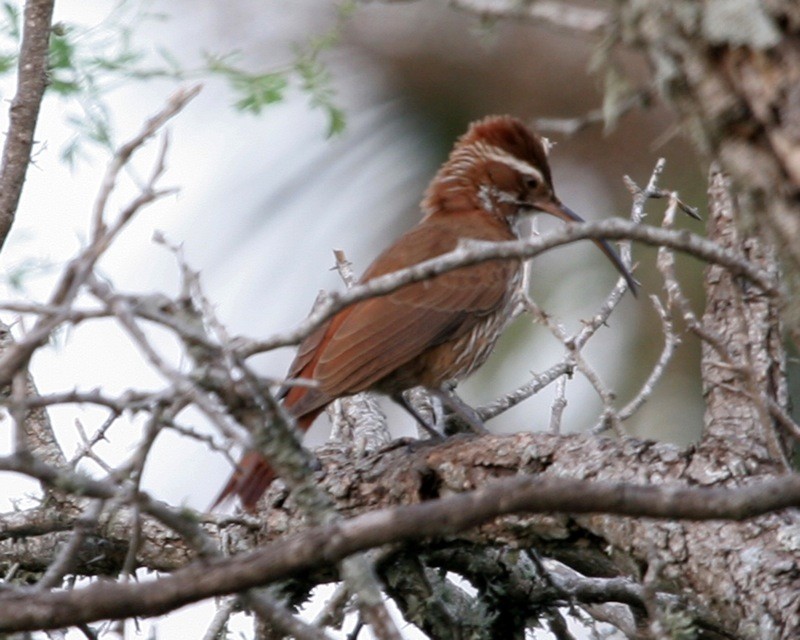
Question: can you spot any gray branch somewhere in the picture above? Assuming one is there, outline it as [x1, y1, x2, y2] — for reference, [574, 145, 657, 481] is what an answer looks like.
[1, 434, 799, 632]
[0, 0, 55, 251]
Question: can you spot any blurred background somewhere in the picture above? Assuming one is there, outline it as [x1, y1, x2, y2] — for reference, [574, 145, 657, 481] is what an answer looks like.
[0, 1, 717, 636]
[0, 0, 711, 510]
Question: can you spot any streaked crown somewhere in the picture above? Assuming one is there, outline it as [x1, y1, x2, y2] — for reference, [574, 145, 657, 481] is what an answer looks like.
[420, 115, 639, 295]
[422, 115, 556, 220]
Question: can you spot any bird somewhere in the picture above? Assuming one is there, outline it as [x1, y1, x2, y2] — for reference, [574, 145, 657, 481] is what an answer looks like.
[214, 115, 637, 510]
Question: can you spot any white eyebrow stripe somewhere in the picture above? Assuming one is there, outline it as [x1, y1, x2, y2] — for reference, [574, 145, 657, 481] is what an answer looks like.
[481, 145, 545, 183]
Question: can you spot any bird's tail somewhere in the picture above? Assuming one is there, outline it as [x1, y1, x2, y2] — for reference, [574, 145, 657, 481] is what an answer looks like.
[212, 411, 318, 511]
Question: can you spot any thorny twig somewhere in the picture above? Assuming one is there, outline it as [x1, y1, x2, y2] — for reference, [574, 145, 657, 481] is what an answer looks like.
[2, 84, 335, 636]
[586, 160, 697, 434]
[655, 172, 798, 461]
[0, 65, 790, 639]
[72, 417, 114, 473]
[236, 218, 776, 360]
[151, 240, 403, 639]
[0, 86, 201, 390]
[513, 161, 660, 435]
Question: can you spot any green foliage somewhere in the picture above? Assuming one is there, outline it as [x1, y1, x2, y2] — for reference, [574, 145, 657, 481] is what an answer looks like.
[204, 8, 347, 137]
[0, 1, 19, 74]
[0, 0, 349, 165]
[43, 4, 185, 166]
[205, 53, 289, 115]
[3, 256, 56, 294]
[293, 33, 346, 137]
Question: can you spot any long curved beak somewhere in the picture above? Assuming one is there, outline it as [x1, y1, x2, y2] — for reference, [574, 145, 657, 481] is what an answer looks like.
[537, 200, 638, 297]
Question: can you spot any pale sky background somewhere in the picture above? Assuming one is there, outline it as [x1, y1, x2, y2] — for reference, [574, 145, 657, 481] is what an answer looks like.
[0, 1, 701, 637]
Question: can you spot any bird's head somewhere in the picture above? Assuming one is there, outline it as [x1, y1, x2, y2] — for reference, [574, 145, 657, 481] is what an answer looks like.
[423, 115, 637, 296]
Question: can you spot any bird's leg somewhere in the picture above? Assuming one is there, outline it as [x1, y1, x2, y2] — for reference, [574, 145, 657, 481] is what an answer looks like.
[392, 392, 444, 440]
[432, 387, 489, 436]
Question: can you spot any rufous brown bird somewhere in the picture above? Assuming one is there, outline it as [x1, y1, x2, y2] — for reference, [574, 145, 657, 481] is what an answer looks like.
[215, 115, 637, 510]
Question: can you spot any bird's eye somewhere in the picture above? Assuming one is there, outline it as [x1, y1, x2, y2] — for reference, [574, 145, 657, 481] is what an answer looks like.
[525, 176, 539, 189]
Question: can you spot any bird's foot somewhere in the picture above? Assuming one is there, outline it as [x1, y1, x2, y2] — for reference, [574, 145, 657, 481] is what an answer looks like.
[433, 388, 489, 436]
[391, 392, 445, 440]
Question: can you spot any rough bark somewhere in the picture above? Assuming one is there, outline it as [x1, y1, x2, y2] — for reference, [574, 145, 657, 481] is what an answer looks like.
[616, 0, 800, 340]
[0, 0, 55, 250]
[1, 155, 796, 639]
[1, 1, 800, 638]
[254, 431, 799, 638]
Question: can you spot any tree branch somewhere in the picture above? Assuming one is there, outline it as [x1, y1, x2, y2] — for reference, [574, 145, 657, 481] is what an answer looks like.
[1, 440, 799, 631]
[238, 218, 777, 358]
[0, 85, 200, 390]
[0, 0, 55, 251]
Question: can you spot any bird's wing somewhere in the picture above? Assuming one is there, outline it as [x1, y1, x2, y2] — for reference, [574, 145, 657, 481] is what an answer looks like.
[310, 216, 518, 396]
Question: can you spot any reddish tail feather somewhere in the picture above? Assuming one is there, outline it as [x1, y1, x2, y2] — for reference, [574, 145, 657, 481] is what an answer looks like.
[212, 450, 276, 511]
[212, 410, 319, 511]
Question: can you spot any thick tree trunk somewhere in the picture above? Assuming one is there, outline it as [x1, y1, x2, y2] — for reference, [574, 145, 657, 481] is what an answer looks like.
[617, 0, 800, 340]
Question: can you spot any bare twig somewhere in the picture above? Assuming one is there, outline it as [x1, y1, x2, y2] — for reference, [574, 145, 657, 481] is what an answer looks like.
[242, 591, 336, 640]
[237, 218, 775, 360]
[12, 387, 171, 414]
[548, 373, 568, 434]
[201, 597, 237, 640]
[72, 418, 114, 473]
[476, 360, 573, 420]
[588, 160, 684, 433]
[535, 89, 652, 136]
[0, 87, 201, 390]
[0, 447, 332, 636]
[525, 295, 623, 435]
[609, 295, 679, 425]
[165, 246, 402, 640]
[91, 86, 201, 241]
